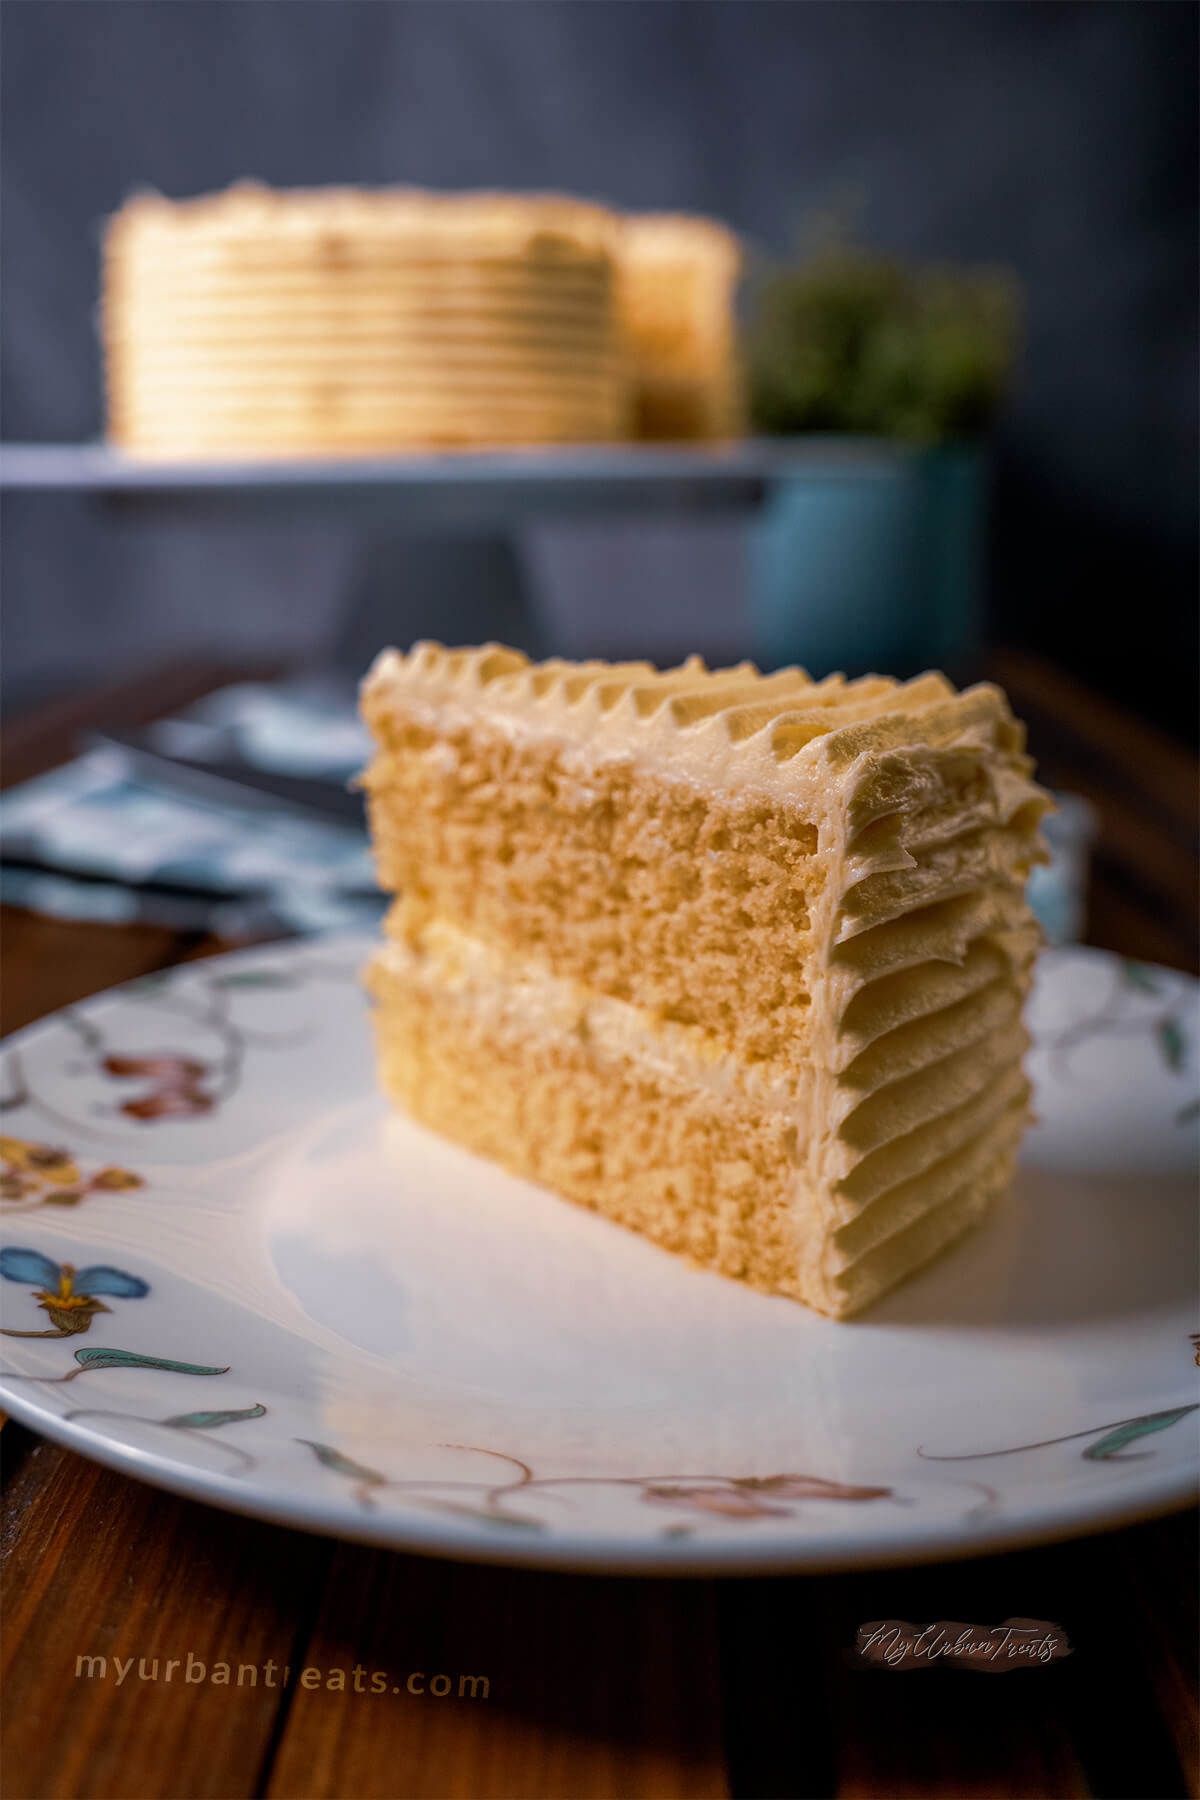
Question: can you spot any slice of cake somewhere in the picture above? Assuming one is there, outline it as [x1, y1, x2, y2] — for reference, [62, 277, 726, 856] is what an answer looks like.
[361, 644, 1050, 1318]
[615, 213, 745, 440]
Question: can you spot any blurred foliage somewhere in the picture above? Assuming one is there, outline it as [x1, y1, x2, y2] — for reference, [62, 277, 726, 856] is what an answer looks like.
[746, 244, 1022, 443]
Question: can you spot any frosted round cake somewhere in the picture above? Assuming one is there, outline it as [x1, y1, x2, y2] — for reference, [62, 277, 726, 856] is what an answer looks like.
[102, 183, 630, 457]
[101, 182, 747, 457]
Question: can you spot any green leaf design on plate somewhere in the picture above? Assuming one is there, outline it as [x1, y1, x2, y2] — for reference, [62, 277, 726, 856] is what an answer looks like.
[1157, 1018, 1187, 1074]
[1083, 1405, 1199, 1460]
[214, 971, 297, 989]
[427, 1499, 543, 1531]
[72, 1348, 229, 1375]
[1121, 961, 1161, 994]
[127, 972, 174, 995]
[162, 1403, 268, 1429]
[296, 1439, 385, 1485]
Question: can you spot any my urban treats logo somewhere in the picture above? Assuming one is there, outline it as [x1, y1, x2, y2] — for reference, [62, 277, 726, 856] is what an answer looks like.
[74, 1652, 489, 1700]
[854, 1618, 1073, 1672]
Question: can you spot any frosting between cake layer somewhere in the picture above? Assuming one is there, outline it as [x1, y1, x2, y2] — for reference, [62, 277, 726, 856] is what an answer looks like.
[376, 920, 816, 1110]
[369, 916, 1032, 1308]
[375, 912, 1031, 1204]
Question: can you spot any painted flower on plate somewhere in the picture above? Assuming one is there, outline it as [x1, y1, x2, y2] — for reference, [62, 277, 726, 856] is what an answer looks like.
[0, 1246, 149, 1336]
[736, 1473, 894, 1502]
[642, 1473, 893, 1521]
[0, 1137, 143, 1209]
[641, 1485, 789, 1520]
[101, 1056, 214, 1120]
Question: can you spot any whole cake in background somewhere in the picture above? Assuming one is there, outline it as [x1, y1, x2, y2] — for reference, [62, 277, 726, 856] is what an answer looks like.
[617, 213, 744, 440]
[101, 182, 743, 458]
[102, 184, 626, 456]
[360, 643, 1051, 1320]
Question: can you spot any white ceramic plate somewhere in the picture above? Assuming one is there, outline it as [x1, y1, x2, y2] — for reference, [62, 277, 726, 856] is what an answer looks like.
[0, 938, 1196, 1573]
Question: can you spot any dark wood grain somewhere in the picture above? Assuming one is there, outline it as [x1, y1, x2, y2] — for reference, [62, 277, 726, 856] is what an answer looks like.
[722, 1564, 1089, 1800]
[717, 1513, 1200, 1800]
[1103, 1507, 1200, 1797]
[1, 653, 1196, 1800]
[0, 911, 187, 1037]
[986, 646, 1199, 974]
[824, 1532, 1148, 1800]
[986, 648, 1198, 840]
[266, 1549, 729, 1800]
[0, 1428, 334, 1800]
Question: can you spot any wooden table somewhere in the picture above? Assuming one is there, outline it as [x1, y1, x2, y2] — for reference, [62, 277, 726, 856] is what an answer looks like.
[2, 653, 1197, 1800]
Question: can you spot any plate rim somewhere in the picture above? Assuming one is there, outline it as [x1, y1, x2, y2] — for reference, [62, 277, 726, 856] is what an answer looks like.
[1, 1378, 1195, 1577]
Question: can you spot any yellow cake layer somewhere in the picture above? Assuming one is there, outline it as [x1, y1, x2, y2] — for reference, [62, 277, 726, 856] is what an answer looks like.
[106, 338, 625, 372]
[107, 398, 629, 454]
[109, 393, 631, 455]
[362, 647, 1047, 1073]
[367, 923, 1031, 1318]
[108, 367, 626, 399]
[104, 286, 621, 343]
[368, 744, 822, 1066]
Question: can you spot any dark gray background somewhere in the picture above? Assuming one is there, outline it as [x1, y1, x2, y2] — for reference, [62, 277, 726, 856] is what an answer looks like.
[2, 0, 1196, 733]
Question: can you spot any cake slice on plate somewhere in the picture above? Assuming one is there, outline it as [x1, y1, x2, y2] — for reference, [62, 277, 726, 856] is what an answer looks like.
[360, 644, 1050, 1318]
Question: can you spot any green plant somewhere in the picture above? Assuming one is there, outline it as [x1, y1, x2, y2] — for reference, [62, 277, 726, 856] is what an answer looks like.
[747, 245, 1021, 443]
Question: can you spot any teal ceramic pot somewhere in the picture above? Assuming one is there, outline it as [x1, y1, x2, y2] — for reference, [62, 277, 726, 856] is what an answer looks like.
[749, 439, 987, 676]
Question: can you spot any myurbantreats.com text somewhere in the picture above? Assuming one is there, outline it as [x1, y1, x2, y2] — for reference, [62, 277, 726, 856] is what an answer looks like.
[75, 1654, 489, 1699]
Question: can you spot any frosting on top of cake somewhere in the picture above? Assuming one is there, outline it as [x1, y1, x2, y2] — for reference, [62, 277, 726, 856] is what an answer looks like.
[362, 641, 1048, 826]
[107, 183, 623, 261]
